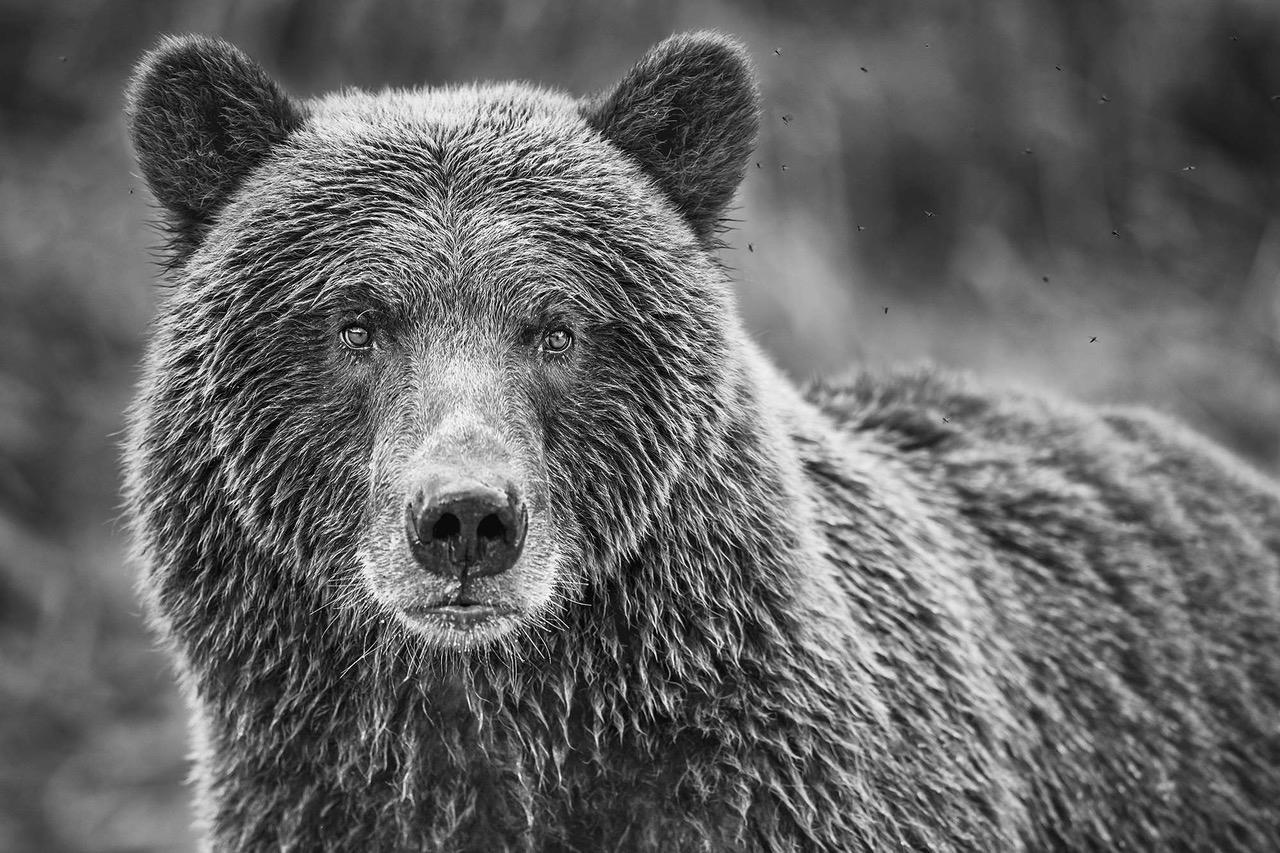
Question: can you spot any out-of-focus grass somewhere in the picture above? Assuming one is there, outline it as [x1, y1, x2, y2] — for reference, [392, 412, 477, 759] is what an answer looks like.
[2, 0, 1279, 850]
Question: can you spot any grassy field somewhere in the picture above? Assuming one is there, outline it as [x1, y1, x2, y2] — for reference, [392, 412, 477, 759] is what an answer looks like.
[3, 0, 1280, 849]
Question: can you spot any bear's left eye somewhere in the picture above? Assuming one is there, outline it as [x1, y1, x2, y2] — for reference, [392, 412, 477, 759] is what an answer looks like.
[340, 323, 373, 350]
[541, 327, 574, 354]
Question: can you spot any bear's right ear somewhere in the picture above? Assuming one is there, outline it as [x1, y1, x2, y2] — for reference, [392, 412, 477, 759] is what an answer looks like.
[583, 32, 760, 244]
[125, 35, 304, 253]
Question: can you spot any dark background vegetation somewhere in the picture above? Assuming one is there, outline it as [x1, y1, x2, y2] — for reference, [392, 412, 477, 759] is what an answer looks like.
[4, 0, 1280, 849]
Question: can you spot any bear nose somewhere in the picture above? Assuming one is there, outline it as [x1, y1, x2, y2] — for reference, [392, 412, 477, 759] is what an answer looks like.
[405, 479, 526, 580]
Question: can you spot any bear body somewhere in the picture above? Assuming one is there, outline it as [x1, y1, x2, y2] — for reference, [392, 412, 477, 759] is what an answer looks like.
[124, 33, 1280, 851]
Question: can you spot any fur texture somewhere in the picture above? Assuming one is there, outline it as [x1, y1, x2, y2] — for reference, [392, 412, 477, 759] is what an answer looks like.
[124, 31, 1280, 852]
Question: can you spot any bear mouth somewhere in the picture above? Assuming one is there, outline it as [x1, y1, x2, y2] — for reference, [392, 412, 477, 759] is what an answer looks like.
[401, 596, 518, 631]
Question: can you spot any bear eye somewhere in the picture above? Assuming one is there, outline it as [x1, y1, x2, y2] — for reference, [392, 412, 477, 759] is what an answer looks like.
[340, 323, 373, 350]
[541, 327, 574, 354]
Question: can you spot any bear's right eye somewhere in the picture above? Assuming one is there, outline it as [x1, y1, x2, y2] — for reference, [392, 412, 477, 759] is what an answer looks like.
[340, 324, 373, 350]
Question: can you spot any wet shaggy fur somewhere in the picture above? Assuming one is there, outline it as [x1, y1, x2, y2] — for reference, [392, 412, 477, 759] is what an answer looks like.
[123, 32, 1280, 852]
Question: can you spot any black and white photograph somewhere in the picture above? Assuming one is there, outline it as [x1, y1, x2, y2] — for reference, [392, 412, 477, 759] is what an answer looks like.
[3, 1, 1280, 850]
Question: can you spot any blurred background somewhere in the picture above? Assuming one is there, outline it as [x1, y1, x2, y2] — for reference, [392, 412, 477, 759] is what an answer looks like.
[3, 0, 1280, 849]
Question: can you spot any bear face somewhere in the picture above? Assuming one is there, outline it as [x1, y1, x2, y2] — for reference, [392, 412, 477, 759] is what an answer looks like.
[126, 34, 759, 651]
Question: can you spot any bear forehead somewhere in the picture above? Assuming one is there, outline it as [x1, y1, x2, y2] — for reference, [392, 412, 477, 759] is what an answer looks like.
[174, 79, 716, 322]
[188, 84, 697, 318]
[223, 81, 669, 250]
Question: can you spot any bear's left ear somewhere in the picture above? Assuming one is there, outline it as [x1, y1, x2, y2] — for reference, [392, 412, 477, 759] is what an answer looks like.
[125, 35, 305, 255]
[583, 32, 760, 243]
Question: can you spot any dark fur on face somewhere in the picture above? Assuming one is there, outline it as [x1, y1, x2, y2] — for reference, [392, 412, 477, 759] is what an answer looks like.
[125, 32, 1280, 852]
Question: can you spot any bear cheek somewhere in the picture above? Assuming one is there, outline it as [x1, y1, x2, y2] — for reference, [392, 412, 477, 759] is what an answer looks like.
[209, 383, 371, 566]
[538, 335, 712, 568]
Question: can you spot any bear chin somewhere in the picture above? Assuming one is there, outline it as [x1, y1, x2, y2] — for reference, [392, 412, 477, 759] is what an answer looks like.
[394, 602, 525, 650]
[368, 583, 532, 650]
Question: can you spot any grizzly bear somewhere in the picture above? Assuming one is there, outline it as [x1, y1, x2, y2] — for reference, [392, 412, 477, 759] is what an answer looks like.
[123, 31, 1280, 852]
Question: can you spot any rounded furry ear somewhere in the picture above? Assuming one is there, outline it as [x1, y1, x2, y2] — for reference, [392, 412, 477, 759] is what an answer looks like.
[583, 32, 760, 243]
[125, 35, 304, 253]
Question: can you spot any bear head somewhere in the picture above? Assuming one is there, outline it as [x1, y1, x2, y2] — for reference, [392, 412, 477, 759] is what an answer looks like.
[126, 32, 760, 652]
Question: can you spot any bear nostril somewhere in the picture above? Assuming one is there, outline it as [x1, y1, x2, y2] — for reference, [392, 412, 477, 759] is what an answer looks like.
[476, 513, 506, 542]
[431, 513, 461, 541]
[406, 478, 526, 580]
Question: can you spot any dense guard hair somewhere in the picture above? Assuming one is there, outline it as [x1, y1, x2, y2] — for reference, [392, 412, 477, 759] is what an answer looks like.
[123, 32, 1280, 852]
[125, 35, 304, 255]
[583, 32, 759, 242]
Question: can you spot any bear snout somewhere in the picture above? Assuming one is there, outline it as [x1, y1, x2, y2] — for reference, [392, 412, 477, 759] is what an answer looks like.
[405, 472, 527, 582]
